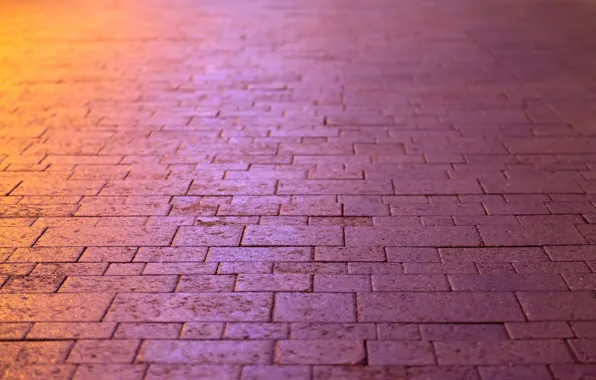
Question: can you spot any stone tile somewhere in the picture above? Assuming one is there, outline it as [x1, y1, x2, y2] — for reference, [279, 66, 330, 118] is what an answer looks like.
[277, 180, 393, 195]
[225, 323, 289, 340]
[545, 246, 596, 261]
[392, 179, 483, 195]
[37, 227, 176, 246]
[549, 364, 596, 380]
[13, 180, 105, 196]
[138, 340, 273, 364]
[1, 275, 65, 293]
[72, 365, 147, 380]
[274, 293, 356, 322]
[144, 263, 217, 275]
[357, 293, 524, 322]
[517, 292, 596, 320]
[134, 247, 208, 262]
[372, 274, 449, 291]
[173, 226, 244, 246]
[15, 341, 73, 364]
[177, 275, 235, 292]
[188, 180, 276, 195]
[8, 247, 83, 262]
[0, 294, 113, 322]
[562, 273, 596, 290]
[570, 321, 596, 338]
[105, 293, 272, 322]
[313, 366, 407, 380]
[0, 264, 35, 276]
[480, 178, 583, 194]
[236, 274, 311, 292]
[242, 365, 310, 380]
[144, 364, 240, 380]
[478, 365, 553, 380]
[0, 227, 45, 247]
[386, 247, 440, 262]
[315, 247, 385, 262]
[345, 226, 481, 246]
[31, 263, 107, 276]
[406, 366, 480, 380]
[276, 262, 347, 274]
[0, 323, 31, 340]
[348, 263, 404, 275]
[505, 322, 573, 339]
[208, 247, 311, 262]
[27, 322, 116, 339]
[105, 263, 145, 275]
[513, 262, 591, 274]
[434, 340, 573, 365]
[243, 226, 343, 246]
[277, 340, 365, 365]
[59, 275, 178, 292]
[3, 365, 77, 380]
[439, 247, 550, 262]
[403, 263, 477, 274]
[114, 323, 182, 339]
[367, 341, 435, 365]
[376, 323, 420, 340]
[477, 225, 586, 246]
[180, 323, 224, 339]
[314, 275, 371, 292]
[290, 323, 376, 340]
[448, 274, 568, 291]
[420, 324, 508, 341]
[218, 262, 273, 274]
[68, 339, 141, 363]
[79, 247, 138, 262]
[568, 339, 596, 363]
[100, 180, 190, 196]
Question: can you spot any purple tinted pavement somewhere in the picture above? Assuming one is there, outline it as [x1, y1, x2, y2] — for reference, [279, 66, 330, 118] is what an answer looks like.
[1, 0, 596, 378]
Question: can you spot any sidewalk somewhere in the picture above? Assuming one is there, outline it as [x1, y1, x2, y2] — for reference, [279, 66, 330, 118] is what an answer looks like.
[1, 0, 596, 378]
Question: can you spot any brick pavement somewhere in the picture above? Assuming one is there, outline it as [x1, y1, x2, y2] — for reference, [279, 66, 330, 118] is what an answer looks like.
[1, 0, 596, 378]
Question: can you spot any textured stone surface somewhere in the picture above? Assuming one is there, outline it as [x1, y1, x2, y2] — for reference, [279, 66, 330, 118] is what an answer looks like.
[104, 293, 273, 322]
[357, 292, 525, 322]
[1, 0, 595, 372]
[138, 340, 273, 364]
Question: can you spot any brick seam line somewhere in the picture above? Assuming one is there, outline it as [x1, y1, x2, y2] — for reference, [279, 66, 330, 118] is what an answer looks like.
[130, 338, 144, 366]
[4, 180, 23, 197]
[28, 226, 48, 248]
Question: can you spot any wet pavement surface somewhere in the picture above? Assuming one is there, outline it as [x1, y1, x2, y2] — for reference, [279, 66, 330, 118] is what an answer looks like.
[1, 0, 596, 378]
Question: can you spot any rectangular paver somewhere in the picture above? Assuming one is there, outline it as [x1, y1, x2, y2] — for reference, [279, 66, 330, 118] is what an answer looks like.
[0, 294, 114, 322]
[345, 227, 481, 246]
[104, 293, 272, 322]
[357, 292, 525, 322]
[36, 227, 177, 247]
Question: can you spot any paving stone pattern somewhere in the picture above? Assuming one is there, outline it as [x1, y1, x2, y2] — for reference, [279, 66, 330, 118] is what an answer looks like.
[1, 0, 596, 378]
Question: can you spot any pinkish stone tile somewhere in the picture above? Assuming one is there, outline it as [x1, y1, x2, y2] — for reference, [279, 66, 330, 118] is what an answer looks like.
[138, 340, 273, 364]
[274, 293, 355, 322]
[242, 365, 310, 380]
[277, 340, 365, 364]
[105, 293, 272, 322]
[0, 294, 113, 322]
[434, 340, 573, 365]
[368, 341, 435, 365]
[290, 323, 376, 340]
[357, 293, 524, 322]
[345, 226, 480, 246]
[313, 366, 407, 380]
[243, 226, 343, 246]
